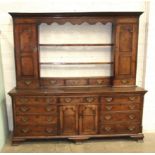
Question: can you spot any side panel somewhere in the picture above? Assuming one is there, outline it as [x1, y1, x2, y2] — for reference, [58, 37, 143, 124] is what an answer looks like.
[113, 21, 138, 87]
[14, 24, 39, 88]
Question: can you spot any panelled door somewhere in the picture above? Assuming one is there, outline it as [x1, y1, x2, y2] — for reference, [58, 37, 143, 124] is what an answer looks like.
[114, 22, 138, 86]
[79, 104, 98, 135]
[59, 104, 98, 135]
[14, 24, 39, 88]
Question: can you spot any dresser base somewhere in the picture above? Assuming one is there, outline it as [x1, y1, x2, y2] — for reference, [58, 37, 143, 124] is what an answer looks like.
[11, 133, 144, 145]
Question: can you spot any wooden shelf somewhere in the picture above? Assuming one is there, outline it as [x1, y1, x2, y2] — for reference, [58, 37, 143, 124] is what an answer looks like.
[39, 43, 114, 47]
[40, 62, 113, 65]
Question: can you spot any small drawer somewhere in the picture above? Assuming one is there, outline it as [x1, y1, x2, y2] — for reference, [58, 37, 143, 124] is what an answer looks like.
[15, 105, 57, 114]
[102, 103, 141, 111]
[101, 96, 141, 104]
[66, 79, 87, 86]
[100, 123, 141, 134]
[40, 78, 65, 87]
[15, 125, 57, 136]
[59, 96, 98, 104]
[17, 80, 39, 89]
[89, 78, 111, 86]
[16, 97, 57, 105]
[101, 111, 140, 123]
[15, 115, 57, 125]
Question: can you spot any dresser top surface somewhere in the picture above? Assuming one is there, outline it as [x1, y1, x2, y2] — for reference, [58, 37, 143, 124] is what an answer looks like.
[9, 86, 147, 96]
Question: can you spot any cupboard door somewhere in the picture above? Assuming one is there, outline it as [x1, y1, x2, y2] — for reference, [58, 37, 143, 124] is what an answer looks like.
[114, 23, 138, 86]
[79, 105, 98, 135]
[60, 105, 78, 135]
[14, 24, 39, 88]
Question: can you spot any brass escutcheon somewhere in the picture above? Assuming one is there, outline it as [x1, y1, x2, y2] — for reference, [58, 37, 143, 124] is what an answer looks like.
[24, 80, 32, 85]
[105, 97, 113, 102]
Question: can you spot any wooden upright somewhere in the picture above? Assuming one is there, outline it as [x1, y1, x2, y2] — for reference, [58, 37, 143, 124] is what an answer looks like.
[8, 12, 147, 145]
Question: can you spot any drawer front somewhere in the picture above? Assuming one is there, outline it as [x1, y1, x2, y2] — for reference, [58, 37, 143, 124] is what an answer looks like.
[101, 96, 140, 104]
[102, 103, 141, 111]
[59, 96, 98, 104]
[15, 115, 57, 125]
[15, 125, 57, 136]
[100, 123, 141, 134]
[16, 97, 57, 105]
[15, 104, 57, 114]
[101, 111, 140, 123]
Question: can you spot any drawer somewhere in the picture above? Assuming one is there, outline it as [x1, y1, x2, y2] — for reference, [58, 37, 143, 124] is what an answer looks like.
[102, 103, 141, 111]
[101, 111, 140, 123]
[101, 96, 141, 104]
[15, 115, 57, 125]
[15, 104, 57, 114]
[100, 123, 141, 134]
[15, 97, 57, 105]
[89, 78, 111, 86]
[15, 125, 57, 136]
[59, 96, 98, 104]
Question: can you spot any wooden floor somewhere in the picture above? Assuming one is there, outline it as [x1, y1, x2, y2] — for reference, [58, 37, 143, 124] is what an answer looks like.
[1, 133, 155, 153]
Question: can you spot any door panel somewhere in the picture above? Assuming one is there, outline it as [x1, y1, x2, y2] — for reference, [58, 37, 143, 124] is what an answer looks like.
[79, 105, 98, 135]
[113, 23, 138, 86]
[59, 105, 78, 135]
[15, 24, 39, 79]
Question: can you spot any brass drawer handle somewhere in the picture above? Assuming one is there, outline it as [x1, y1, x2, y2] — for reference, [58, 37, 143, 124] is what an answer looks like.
[128, 126, 135, 131]
[121, 80, 129, 84]
[129, 105, 135, 110]
[24, 80, 32, 85]
[21, 128, 29, 133]
[20, 106, 29, 112]
[105, 97, 113, 102]
[105, 106, 113, 110]
[45, 106, 53, 112]
[50, 80, 57, 85]
[47, 117, 53, 122]
[20, 98, 29, 103]
[104, 115, 112, 120]
[46, 98, 54, 103]
[64, 98, 72, 103]
[129, 97, 136, 101]
[97, 79, 103, 84]
[21, 117, 29, 123]
[70, 80, 79, 85]
[105, 126, 111, 131]
[45, 128, 53, 134]
[86, 97, 94, 103]
[129, 114, 135, 120]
